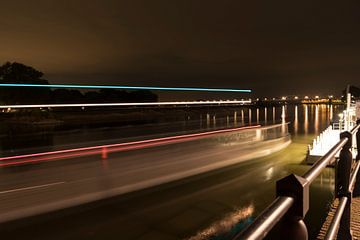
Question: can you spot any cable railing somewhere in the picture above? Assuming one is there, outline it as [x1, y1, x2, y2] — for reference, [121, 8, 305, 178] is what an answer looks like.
[234, 120, 360, 240]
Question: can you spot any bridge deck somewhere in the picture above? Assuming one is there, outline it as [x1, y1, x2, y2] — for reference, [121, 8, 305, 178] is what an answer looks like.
[317, 172, 360, 239]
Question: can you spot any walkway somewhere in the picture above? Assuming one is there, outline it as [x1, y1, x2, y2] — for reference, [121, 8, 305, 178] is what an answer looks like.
[317, 171, 360, 239]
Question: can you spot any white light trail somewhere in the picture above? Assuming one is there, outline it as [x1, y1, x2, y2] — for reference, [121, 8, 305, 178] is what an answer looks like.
[0, 100, 251, 109]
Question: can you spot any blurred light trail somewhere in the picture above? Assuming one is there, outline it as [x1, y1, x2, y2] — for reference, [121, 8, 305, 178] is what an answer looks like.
[0, 100, 251, 109]
[0, 83, 252, 93]
[0, 182, 65, 194]
[0, 125, 260, 167]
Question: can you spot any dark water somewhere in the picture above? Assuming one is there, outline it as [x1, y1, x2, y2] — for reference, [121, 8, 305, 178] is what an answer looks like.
[0, 104, 343, 239]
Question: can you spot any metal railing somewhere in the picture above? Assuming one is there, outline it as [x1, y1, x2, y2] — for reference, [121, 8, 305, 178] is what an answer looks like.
[234, 120, 360, 240]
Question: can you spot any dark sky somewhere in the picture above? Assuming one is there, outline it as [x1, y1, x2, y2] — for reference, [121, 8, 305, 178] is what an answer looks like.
[1, 0, 360, 99]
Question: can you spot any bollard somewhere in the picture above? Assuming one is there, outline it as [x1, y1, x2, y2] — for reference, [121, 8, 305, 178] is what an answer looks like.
[276, 174, 310, 240]
[336, 131, 353, 240]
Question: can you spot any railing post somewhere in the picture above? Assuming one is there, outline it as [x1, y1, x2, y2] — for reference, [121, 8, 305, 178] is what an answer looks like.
[276, 174, 310, 240]
[336, 131, 353, 240]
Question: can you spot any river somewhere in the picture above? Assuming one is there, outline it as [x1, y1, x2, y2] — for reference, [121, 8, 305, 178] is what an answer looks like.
[0, 104, 343, 240]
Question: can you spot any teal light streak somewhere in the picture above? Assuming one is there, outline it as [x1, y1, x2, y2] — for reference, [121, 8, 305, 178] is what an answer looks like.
[0, 83, 251, 93]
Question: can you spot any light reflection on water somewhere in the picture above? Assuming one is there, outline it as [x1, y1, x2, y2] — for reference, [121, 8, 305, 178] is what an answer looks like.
[304, 105, 309, 135]
[315, 105, 319, 134]
[294, 105, 298, 134]
[187, 205, 254, 240]
[249, 108, 252, 124]
[264, 107, 267, 125]
[191, 104, 338, 136]
[241, 109, 244, 125]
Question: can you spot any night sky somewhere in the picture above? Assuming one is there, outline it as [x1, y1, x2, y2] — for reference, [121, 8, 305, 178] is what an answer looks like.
[1, 1, 360, 99]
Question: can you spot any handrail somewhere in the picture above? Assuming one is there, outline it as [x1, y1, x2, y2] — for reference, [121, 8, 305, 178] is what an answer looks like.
[234, 120, 360, 240]
[324, 197, 348, 240]
[350, 124, 360, 135]
[302, 138, 348, 183]
[320, 124, 360, 240]
[234, 196, 294, 240]
[349, 161, 360, 191]
[323, 159, 360, 240]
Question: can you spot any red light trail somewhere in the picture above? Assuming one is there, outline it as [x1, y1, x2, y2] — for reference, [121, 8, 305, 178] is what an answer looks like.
[0, 125, 260, 167]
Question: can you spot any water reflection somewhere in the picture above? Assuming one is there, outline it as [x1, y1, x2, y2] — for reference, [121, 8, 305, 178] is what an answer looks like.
[304, 105, 309, 135]
[234, 111, 237, 126]
[241, 110, 244, 125]
[315, 105, 319, 134]
[290, 104, 340, 136]
[294, 105, 298, 135]
[264, 107, 267, 125]
[281, 106, 286, 134]
[272, 106, 276, 124]
[317, 169, 335, 189]
[248, 109, 252, 124]
[330, 105, 333, 121]
[281, 106, 286, 123]
[188, 205, 254, 240]
[265, 166, 274, 181]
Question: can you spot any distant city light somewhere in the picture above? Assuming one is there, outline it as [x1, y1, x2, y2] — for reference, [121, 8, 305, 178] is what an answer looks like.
[281, 96, 286, 100]
[0, 83, 252, 93]
[294, 96, 299, 100]
[315, 95, 319, 99]
[304, 96, 309, 99]
[329, 95, 333, 99]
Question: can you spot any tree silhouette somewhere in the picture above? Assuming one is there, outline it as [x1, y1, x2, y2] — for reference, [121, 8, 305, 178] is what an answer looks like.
[51, 89, 84, 103]
[0, 62, 50, 104]
[0, 62, 44, 82]
[0, 62, 159, 105]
